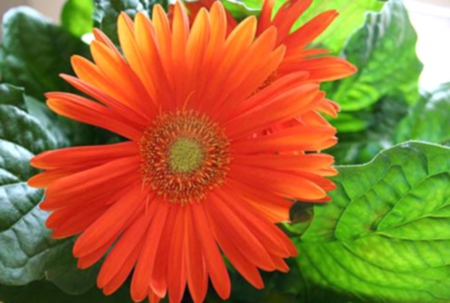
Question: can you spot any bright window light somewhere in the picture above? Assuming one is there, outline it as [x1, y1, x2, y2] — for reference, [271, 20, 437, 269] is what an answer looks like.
[404, 0, 450, 90]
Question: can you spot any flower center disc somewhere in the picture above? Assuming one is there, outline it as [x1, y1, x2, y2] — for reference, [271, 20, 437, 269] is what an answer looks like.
[169, 138, 203, 173]
[139, 110, 231, 203]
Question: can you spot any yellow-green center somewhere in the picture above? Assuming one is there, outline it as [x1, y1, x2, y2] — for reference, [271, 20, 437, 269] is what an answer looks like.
[168, 138, 204, 173]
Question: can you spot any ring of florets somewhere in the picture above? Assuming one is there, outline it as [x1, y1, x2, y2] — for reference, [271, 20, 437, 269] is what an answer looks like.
[139, 110, 231, 204]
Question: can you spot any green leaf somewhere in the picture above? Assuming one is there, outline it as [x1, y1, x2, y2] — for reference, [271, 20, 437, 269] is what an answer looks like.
[0, 84, 98, 294]
[0, 6, 119, 148]
[329, 95, 409, 165]
[0, 7, 89, 101]
[62, 0, 94, 38]
[94, 0, 158, 46]
[289, 0, 385, 54]
[330, 0, 422, 111]
[0, 280, 133, 303]
[0, 85, 27, 110]
[293, 142, 450, 302]
[222, 0, 261, 20]
[396, 83, 450, 145]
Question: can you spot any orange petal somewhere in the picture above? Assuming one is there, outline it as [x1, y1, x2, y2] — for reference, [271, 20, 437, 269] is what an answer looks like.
[31, 142, 138, 170]
[45, 156, 140, 200]
[272, 0, 312, 44]
[46, 94, 142, 140]
[77, 237, 116, 269]
[285, 10, 338, 53]
[167, 207, 187, 303]
[229, 164, 328, 201]
[192, 203, 231, 300]
[97, 198, 156, 289]
[225, 84, 322, 138]
[281, 56, 357, 81]
[73, 185, 144, 257]
[226, 178, 293, 223]
[184, 206, 208, 303]
[210, 215, 264, 289]
[61, 74, 148, 126]
[206, 194, 276, 271]
[231, 124, 336, 154]
[131, 201, 170, 301]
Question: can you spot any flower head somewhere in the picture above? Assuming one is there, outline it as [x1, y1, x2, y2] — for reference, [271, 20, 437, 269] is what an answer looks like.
[29, 2, 349, 303]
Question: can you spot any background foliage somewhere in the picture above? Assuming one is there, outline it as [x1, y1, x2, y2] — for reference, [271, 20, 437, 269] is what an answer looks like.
[1, 0, 450, 302]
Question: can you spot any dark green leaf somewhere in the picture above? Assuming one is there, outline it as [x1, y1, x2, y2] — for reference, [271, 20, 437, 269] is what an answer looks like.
[0, 87, 56, 154]
[329, 96, 409, 164]
[396, 83, 450, 145]
[0, 279, 133, 303]
[330, 0, 422, 111]
[0, 84, 97, 294]
[62, 0, 94, 38]
[0, 7, 89, 101]
[0, 85, 26, 110]
[94, 0, 158, 46]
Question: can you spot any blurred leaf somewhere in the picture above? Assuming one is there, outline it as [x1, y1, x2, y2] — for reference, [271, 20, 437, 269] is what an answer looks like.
[94, 0, 159, 46]
[329, 96, 409, 164]
[62, 0, 94, 38]
[328, 112, 368, 133]
[290, 0, 385, 54]
[0, 84, 98, 295]
[0, 7, 89, 101]
[396, 83, 450, 145]
[222, 0, 261, 20]
[0, 85, 27, 110]
[0, 280, 133, 303]
[330, 0, 422, 111]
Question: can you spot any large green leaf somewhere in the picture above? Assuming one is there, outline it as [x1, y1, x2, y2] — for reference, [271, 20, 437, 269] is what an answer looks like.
[329, 95, 409, 165]
[330, 0, 422, 111]
[0, 7, 89, 101]
[0, 280, 132, 303]
[62, 0, 94, 38]
[0, 84, 98, 295]
[94, 0, 159, 46]
[396, 83, 450, 145]
[294, 142, 450, 302]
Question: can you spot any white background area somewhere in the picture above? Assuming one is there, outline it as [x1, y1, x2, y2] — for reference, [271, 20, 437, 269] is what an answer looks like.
[0, 0, 450, 91]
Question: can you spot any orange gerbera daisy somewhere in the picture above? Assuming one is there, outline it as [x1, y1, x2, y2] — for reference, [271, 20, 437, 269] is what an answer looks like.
[29, 2, 346, 303]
